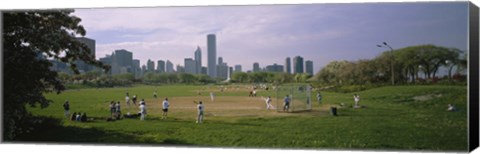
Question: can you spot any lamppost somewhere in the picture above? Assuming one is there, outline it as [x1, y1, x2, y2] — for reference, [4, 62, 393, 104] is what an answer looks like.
[377, 42, 395, 86]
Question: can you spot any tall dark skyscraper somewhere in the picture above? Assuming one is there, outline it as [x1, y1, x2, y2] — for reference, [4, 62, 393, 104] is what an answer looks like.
[75, 37, 95, 73]
[194, 46, 202, 74]
[305, 60, 314, 76]
[157, 60, 165, 73]
[111, 49, 133, 75]
[147, 59, 155, 72]
[285, 57, 291, 74]
[293, 56, 304, 74]
[253, 62, 260, 72]
[207, 34, 217, 78]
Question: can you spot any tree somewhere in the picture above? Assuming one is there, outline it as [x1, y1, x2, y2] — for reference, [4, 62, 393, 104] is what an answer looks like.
[3, 10, 109, 140]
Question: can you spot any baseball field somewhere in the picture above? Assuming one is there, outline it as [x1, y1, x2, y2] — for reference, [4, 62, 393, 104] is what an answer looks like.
[21, 84, 468, 151]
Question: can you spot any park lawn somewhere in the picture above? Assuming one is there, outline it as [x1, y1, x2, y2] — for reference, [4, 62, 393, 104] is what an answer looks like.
[20, 84, 467, 152]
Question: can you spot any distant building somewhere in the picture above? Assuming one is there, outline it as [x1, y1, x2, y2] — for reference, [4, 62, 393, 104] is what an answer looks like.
[147, 59, 155, 73]
[75, 37, 96, 73]
[166, 60, 174, 73]
[285, 57, 291, 74]
[133, 59, 141, 78]
[234, 65, 242, 72]
[141, 65, 147, 76]
[176, 65, 185, 73]
[201, 67, 208, 75]
[194, 46, 202, 74]
[305, 60, 314, 76]
[111, 49, 133, 75]
[217, 57, 228, 79]
[266, 63, 284, 72]
[253, 62, 260, 72]
[157, 60, 165, 73]
[293, 56, 304, 74]
[207, 34, 217, 78]
[185, 58, 197, 74]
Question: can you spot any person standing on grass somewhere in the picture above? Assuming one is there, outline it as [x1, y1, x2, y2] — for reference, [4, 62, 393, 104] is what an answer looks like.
[125, 95, 131, 106]
[353, 94, 360, 107]
[283, 95, 290, 112]
[210, 92, 215, 102]
[139, 99, 147, 120]
[162, 98, 170, 119]
[109, 101, 116, 117]
[317, 92, 322, 104]
[153, 91, 158, 99]
[63, 100, 70, 118]
[193, 101, 204, 123]
[115, 101, 121, 115]
[265, 96, 273, 110]
[132, 94, 137, 105]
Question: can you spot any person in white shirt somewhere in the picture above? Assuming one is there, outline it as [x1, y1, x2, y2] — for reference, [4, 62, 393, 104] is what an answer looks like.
[265, 96, 273, 110]
[193, 101, 204, 123]
[139, 99, 146, 120]
[210, 92, 215, 102]
[354, 94, 360, 107]
[125, 95, 130, 106]
[162, 98, 170, 119]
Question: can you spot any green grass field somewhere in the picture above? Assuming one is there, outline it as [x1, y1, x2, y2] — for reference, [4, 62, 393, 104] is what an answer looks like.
[20, 84, 467, 152]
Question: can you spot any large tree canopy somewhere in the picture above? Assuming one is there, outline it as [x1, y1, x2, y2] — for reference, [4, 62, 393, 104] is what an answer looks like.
[3, 10, 109, 140]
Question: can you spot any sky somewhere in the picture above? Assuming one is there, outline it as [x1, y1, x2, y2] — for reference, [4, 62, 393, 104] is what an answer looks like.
[72, 2, 469, 73]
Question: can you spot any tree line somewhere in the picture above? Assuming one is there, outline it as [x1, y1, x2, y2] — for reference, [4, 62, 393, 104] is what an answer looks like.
[314, 44, 467, 85]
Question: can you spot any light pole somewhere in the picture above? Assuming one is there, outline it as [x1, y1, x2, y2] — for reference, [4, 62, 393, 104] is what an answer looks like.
[377, 42, 395, 86]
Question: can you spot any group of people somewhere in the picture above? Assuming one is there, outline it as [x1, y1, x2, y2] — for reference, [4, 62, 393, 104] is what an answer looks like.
[63, 100, 88, 122]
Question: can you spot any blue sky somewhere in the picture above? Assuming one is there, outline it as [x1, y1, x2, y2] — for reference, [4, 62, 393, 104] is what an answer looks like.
[73, 2, 469, 73]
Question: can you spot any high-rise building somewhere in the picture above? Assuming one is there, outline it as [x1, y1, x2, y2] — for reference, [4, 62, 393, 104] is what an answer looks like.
[305, 60, 314, 76]
[133, 59, 141, 78]
[141, 64, 147, 76]
[228, 67, 233, 80]
[75, 37, 96, 73]
[207, 34, 217, 78]
[185, 58, 197, 74]
[166, 60, 174, 73]
[266, 63, 284, 72]
[201, 67, 207, 74]
[111, 49, 133, 75]
[194, 46, 202, 74]
[218, 57, 223, 65]
[217, 62, 229, 80]
[234, 65, 242, 72]
[147, 59, 155, 73]
[176, 65, 185, 73]
[157, 60, 165, 73]
[293, 56, 304, 74]
[285, 57, 291, 74]
[253, 62, 260, 72]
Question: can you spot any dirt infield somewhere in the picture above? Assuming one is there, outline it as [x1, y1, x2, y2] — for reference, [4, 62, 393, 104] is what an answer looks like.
[125, 95, 330, 121]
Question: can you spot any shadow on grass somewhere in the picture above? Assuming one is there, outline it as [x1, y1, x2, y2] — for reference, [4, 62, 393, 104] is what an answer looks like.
[9, 116, 192, 146]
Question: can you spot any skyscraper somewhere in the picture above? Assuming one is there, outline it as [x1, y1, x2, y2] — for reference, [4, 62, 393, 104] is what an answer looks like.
[234, 65, 242, 72]
[207, 34, 217, 78]
[185, 58, 196, 74]
[266, 63, 284, 72]
[253, 62, 260, 72]
[293, 56, 304, 74]
[75, 37, 96, 73]
[111, 49, 133, 75]
[147, 59, 155, 72]
[305, 60, 314, 76]
[194, 46, 202, 74]
[133, 59, 141, 78]
[285, 57, 291, 74]
[166, 60, 174, 73]
[157, 60, 165, 73]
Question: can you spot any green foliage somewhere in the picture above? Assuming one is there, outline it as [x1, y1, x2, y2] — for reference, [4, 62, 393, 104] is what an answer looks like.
[314, 44, 465, 86]
[3, 10, 108, 140]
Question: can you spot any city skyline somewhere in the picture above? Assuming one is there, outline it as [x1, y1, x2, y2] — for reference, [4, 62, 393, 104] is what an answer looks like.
[72, 2, 468, 74]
